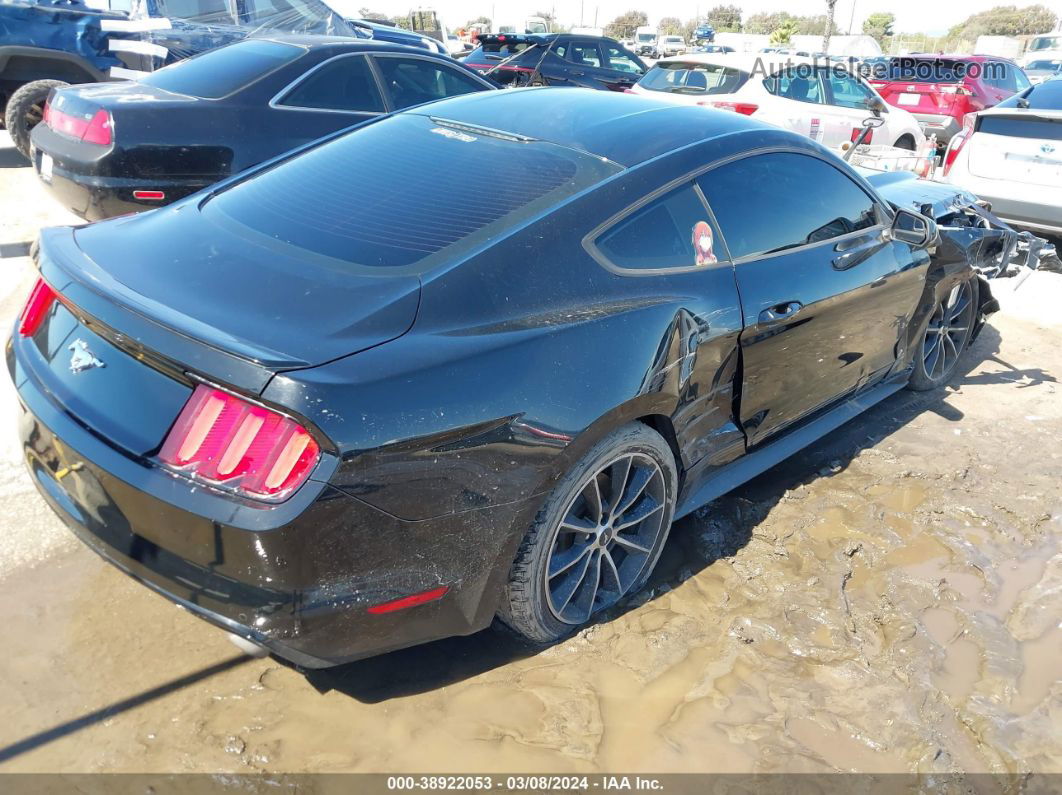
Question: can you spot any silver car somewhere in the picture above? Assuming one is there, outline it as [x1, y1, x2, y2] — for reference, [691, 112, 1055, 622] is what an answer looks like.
[943, 77, 1062, 236]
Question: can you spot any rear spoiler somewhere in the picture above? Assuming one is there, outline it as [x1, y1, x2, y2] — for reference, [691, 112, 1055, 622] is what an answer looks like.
[476, 34, 541, 48]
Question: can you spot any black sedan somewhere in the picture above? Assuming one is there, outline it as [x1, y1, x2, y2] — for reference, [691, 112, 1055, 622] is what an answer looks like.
[28, 36, 495, 221]
[11, 88, 1001, 667]
[464, 34, 646, 90]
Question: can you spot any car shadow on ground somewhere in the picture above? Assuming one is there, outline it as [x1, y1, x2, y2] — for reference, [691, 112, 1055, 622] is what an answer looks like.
[0, 147, 28, 169]
[304, 324, 1054, 703]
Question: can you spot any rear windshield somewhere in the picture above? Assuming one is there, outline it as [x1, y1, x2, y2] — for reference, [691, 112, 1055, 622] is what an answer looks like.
[881, 58, 974, 83]
[639, 62, 749, 95]
[467, 41, 537, 61]
[978, 116, 1062, 141]
[996, 79, 1062, 110]
[203, 114, 620, 272]
[139, 40, 303, 99]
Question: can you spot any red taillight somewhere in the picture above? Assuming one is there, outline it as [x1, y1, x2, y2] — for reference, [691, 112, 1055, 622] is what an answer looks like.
[43, 100, 112, 146]
[18, 277, 57, 337]
[132, 190, 166, 200]
[943, 114, 977, 176]
[703, 101, 758, 116]
[850, 126, 874, 144]
[159, 385, 320, 501]
[366, 586, 450, 614]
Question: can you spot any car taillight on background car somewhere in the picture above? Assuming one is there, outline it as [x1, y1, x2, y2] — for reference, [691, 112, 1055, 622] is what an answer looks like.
[159, 385, 320, 501]
[703, 101, 758, 116]
[18, 277, 57, 337]
[43, 100, 113, 146]
[943, 114, 977, 176]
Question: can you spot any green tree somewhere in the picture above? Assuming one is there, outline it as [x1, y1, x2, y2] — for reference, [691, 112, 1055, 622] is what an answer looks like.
[769, 19, 800, 45]
[798, 14, 838, 35]
[862, 12, 894, 44]
[466, 15, 491, 28]
[948, 4, 1058, 39]
[658, 16, 684, 35]
[706, 4, 742, 32]
[746, 11, 794, 35]
[604, 10, 649, 40]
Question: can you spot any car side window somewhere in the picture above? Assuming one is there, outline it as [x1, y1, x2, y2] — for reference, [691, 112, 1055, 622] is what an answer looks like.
[279, 56, 385, 113]
[603, 46, 642, 74]
[698, 152, 879, 260]
[566, 42, 603, 68]
[827, 71, 877, 110]
[374, 57, 485, 110]
[765, 67, 824, 104]
[594, 184, 725, 271]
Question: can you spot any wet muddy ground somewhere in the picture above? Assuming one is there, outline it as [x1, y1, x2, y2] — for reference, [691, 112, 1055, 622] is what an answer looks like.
[0, 132, 1059, 775]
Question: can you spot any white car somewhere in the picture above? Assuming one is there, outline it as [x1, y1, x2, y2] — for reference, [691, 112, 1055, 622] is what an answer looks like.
[658, 36, 686, 57]
[942, 78, 1062, 236]
[630, 54, 926, 152]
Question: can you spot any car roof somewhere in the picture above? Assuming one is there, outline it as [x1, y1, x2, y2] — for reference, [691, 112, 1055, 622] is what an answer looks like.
[402, 87, 772, 167]
[254, 34, 433, 54]
[655, 52, 819, 73]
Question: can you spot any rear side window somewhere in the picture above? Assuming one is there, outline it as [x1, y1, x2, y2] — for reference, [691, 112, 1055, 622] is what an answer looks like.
[140, 40, 303, 99]
[279, 55, 384, 112]
[699, 153, 879, 260]
[566, 42, 602, 67]
[978, 116, 1062, 141]
[204, 114, 620, 271]
[765, 67, 823, 104]
[373, 58, 486, 109]
[639, 62, 748, 95]
[594, 185, 724, 271]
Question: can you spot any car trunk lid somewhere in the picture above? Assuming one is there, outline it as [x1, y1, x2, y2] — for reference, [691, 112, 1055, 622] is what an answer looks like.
[64, 208, 422, 372]
[966, 111, 1062, 186]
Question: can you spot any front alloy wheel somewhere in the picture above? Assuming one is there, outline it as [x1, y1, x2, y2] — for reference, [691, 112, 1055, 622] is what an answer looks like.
[908, 278, 977, 391]
[499, 423, 677, 643]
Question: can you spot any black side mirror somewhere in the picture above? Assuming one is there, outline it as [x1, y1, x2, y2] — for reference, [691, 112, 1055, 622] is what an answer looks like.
[865, 95, 887, 115]
[891, 209, 939, 249]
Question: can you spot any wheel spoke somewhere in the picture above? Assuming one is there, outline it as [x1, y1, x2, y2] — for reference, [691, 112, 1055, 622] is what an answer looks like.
[924, 340, 941, 377]
[614, 497, 664, 531]
[613, 534, 652, 555]
[615, 466, 653, 518]
[559, 515, 597, 535]
[582, 476, 604, 524]
[608, 456, 632, 515]
[573, 551, 602, 622]
[601, 548, 623, 592]
[942, 332, 958, 357]
[549, 542, 592, 579]
[553, 547, 596, 613]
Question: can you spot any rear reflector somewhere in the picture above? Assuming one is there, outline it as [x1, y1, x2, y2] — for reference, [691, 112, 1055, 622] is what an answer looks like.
[942, 114, 977, 176]
[44, 101, 113, 147]
[851, 127, 874, 143]
[159, 385, 320, 501]
[366, 586, 450, 614]
[18, 277, 57, 337]
[133, 190, 165, 201]
[704, 101, 759, 116]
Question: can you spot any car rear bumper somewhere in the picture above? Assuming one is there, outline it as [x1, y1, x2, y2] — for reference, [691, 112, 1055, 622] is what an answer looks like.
[910, 113, 962, 143]
[945, 169, 1062, 235]
[29, 124, 211, 222]
[8, 334, 537, 667]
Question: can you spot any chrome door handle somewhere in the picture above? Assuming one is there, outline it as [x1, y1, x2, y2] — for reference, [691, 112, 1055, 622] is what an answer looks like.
[758, 301, 803, 323]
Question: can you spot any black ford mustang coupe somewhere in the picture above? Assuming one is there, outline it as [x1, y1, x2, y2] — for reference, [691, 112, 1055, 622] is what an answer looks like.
[29, 36, 495, 221]
[11, 89, 1001, 667]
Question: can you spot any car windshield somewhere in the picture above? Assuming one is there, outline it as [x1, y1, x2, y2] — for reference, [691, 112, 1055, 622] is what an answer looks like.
[1027, 60, 1062, 72]
[139, 40, 305, 99]
[155, 0, 351, 33]
[202, 113, 621, 272]
[639, 62, 748, 95]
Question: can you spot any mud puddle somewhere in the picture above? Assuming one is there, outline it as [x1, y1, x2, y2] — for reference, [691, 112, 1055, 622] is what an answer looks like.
[0, 311, 1060, 775]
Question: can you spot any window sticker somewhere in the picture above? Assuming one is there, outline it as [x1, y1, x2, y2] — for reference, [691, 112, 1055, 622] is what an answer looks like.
[693, 221, 717, 266]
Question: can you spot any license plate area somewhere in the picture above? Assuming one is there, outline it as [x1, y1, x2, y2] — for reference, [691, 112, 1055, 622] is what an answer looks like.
[897, 93, 921, 106]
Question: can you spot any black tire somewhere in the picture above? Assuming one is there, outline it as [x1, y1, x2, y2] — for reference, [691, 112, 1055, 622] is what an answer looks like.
[4, 79, 67, 160]
[894, 135, 916, 151]
[907, 277, 979, 391]
[498, 422, 677, 643]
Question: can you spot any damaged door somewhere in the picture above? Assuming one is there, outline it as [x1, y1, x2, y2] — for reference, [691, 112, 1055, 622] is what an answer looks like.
[698, 151, 927, 446]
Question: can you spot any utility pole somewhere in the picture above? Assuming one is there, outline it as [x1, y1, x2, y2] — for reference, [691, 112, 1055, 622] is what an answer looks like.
[848, 0, 857, 36]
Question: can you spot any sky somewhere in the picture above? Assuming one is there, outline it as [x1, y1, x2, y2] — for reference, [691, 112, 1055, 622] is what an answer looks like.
[354, 1, 1062, 37]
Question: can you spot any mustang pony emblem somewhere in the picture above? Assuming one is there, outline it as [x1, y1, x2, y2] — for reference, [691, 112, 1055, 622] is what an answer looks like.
[68, 339, 105, 374]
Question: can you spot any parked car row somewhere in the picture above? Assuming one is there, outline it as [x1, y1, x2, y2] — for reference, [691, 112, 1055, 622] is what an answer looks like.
[14, 83, 1052, 667]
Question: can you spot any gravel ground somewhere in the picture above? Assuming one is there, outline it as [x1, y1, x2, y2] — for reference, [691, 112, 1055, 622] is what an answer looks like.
[0, 129, 1059, 776]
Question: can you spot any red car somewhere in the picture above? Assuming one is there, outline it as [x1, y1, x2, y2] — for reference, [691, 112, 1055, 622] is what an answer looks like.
[866, 55, 1030, 145]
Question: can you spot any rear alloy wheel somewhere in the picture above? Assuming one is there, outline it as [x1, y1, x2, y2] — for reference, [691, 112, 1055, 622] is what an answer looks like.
[4, 79, 68, 160]
[499, 423, 677, 643]
[908, 278, 977, 391]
